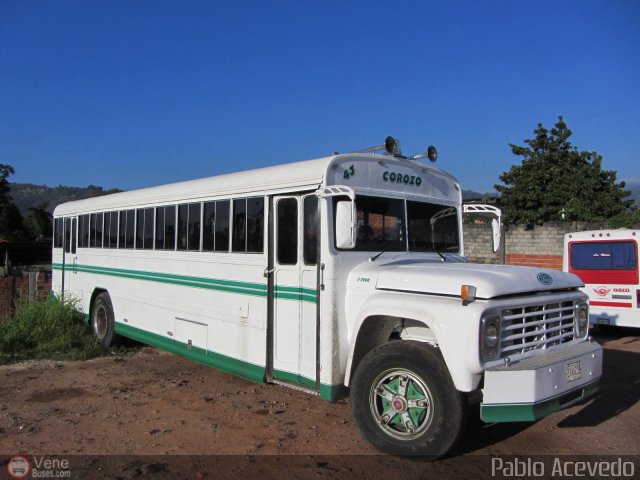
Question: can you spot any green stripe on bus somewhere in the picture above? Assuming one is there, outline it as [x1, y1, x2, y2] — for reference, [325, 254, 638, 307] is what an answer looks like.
[54, 263, 266, 292]
[274, 285, 317, 303]
[275, 293, 317, 303]
[53, 263, 265, 297]
[273, 369, 347, 402]
[53, 263, 318, 303]
[114, 322, 266, 384]
[114, 322, 345, 401]
[275, 285, 316, 295]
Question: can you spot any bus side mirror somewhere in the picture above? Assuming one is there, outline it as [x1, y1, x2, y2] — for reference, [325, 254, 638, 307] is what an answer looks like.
[336, 200, 356, 249]
[491, 218, 501, 253]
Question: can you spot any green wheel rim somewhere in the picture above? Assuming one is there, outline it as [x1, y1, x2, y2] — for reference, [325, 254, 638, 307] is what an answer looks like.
[369, 368, 434, 441]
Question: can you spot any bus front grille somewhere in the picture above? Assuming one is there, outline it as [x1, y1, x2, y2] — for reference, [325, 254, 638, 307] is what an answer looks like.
[500, 300, 576, 357]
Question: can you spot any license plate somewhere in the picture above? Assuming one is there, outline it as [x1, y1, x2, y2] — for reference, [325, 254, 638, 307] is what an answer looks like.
[565, 361, 582, 383]
[597, 318, 610, 326]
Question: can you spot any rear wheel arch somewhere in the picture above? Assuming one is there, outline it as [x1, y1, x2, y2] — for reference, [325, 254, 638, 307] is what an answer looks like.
[89, 288, 108, 315]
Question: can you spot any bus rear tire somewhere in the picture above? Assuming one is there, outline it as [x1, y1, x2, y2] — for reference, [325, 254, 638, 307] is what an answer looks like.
[91, 292, 116, 348]
[350, 340, 466, 458]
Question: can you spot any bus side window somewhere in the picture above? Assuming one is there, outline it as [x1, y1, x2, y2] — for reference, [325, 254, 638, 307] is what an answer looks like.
[164, 205, 176, 250]
[247, 197, 264, 253]
[155, 207, 165, 249]
[136, 209, 145, 249]
[125, 209, 135, 249]
[64, 218, 71, 254]
[303, 195, 318, 265]
[232, 199, 247, 252]
[78, 215, 88, 248]
[144, 208, 154, 249]
[177, 205, 188, 250]
[215, 201, 229, 252]
[188, 203, 201, 251]
[97, 212, 104, 247]
[203, 201, 216, 251]
[106, 211, 118, 248]
[118, 209, 135, 249]
[90, 213, 97, 247]
[54, 218, 63, 248]
[71, 218, 77, 254]
[177, 203, 201, 251]
[155, 205, 176, 250]
[119, 210, 127, 248]
[136, 208, 154, 250]
[277, 198, 298, 265]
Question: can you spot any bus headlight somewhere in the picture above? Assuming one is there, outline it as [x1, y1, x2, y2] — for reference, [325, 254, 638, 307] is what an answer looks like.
[481, 313, 501, 362]
[575, 302, 589, 337]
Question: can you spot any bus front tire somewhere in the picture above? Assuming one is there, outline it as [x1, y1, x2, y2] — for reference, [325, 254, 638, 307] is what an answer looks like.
[91, 292, 116, 348]
[350, 340, 466, 458]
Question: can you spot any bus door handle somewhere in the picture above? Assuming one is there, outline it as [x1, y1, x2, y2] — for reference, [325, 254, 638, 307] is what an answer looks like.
[73, 257, 78, 274]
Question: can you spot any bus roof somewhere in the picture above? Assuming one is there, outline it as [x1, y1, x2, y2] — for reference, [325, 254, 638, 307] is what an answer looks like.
[565, 229, 640, 241]
[53, 153, 459, 216]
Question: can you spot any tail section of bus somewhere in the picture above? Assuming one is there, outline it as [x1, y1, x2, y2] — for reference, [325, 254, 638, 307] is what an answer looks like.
[563, 229, 639, 328]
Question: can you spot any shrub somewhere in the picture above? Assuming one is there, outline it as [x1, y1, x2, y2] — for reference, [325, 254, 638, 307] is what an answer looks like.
[0, 297, 106, 364]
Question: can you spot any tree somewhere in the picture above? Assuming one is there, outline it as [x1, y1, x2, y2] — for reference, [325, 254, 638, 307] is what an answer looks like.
[0, 164, 25, 240]
[495, 117, 638, 227]
[23, 203, 53, 240]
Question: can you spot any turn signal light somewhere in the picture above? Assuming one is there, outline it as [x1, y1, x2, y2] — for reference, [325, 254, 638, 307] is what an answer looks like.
[461, 285, 477, 305]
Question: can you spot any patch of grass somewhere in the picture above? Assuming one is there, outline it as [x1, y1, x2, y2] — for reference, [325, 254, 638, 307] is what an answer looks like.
[0, 297, 128, 365]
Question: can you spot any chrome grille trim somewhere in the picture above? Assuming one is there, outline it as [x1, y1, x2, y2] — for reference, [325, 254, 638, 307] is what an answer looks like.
[499, 300, 576, 358]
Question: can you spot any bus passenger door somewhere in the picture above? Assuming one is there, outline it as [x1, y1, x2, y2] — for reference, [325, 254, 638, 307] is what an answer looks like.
[270, 195, 319, 389]
[61, 216, 77, 299]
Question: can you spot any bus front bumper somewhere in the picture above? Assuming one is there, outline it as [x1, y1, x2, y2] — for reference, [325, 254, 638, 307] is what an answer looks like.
[480, 341, 602, 423]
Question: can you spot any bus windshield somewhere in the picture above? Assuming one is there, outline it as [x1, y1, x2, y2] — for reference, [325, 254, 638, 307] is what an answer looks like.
[347, 196, 460, 253]
[570, 241, 637, 270]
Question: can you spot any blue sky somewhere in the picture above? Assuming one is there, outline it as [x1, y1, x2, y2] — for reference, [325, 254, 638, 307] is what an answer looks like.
[1, 1, 639, 193]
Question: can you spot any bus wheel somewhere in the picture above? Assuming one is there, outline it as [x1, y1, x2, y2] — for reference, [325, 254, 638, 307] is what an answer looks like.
[91, 292, 116, 348]
[350, 341, 466, 458]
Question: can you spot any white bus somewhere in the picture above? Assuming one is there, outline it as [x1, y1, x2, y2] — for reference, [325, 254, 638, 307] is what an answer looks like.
[564, 229, 639, 328]
[53, 137, 602, 457]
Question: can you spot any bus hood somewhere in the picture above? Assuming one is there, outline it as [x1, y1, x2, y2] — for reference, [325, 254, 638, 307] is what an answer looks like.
[352, 258, 584, 299]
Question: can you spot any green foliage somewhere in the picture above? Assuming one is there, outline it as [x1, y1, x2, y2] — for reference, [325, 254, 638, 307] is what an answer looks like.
[495, 117, 638, 227]
[23, 203, 53, 239]
[0, 297, 108, 364]
[0, 163, 25, 240]
[0, 164, 14, 197]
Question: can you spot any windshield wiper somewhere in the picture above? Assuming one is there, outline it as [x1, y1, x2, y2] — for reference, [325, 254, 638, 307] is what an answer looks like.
[369, 240, 395, 262]
[369, 243, 448, 262]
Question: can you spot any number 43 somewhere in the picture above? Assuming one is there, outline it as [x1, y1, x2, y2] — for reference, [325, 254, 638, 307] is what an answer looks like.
[343, 165, 355, 180]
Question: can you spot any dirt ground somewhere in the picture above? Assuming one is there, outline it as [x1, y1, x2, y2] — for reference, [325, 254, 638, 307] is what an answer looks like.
[1, 327, 639, 479]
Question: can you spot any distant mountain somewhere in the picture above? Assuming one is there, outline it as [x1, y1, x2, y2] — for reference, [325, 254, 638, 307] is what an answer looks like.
[462, 189, 499, 201]
[9, 183, 122, 215]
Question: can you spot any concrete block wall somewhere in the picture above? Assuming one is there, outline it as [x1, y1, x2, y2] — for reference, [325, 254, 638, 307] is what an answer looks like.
[464, 221, 621, 269]
[463, 222, 502, 265]
[504, 222, 570, 270]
